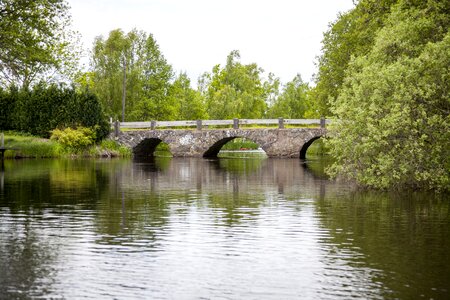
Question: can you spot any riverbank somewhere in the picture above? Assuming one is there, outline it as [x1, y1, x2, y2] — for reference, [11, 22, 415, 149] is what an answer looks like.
[2, 132, 329, 160]
[1, 132, 131, 159]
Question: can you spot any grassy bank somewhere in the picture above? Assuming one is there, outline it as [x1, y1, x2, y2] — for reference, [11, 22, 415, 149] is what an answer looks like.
[2, 132, 131, 159]
[221, 138, 259, 150]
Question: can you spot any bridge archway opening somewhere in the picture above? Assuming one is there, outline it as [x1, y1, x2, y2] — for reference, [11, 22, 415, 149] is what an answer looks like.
[203, 137, 266, 158]
[133, 138, 172, 157]
[299, 136, 326, 159]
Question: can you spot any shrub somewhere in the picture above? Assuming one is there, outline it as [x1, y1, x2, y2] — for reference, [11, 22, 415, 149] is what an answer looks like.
[1, 83, 110, 140]
[74, 89, 110, 141]
[50, 127, 97, 152]
[99, 139, 132, 157]
[0, 86, 17, 130]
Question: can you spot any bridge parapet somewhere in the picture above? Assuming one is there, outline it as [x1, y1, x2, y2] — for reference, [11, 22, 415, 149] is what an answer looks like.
[113, 118, 330, 132]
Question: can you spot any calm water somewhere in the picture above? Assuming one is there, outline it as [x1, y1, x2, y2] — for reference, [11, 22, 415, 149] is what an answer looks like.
[0, 157, 449, 299]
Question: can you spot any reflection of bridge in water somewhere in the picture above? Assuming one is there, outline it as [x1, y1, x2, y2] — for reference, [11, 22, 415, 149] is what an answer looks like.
[114, 157, 333, 201]
[112, 118, 328, 158]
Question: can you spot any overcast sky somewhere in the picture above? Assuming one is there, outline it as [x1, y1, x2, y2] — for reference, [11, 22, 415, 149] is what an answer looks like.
[68, 0, 355, 86]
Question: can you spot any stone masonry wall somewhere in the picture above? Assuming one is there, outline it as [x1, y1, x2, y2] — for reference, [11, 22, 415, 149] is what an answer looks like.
[113, 128, 326, 158]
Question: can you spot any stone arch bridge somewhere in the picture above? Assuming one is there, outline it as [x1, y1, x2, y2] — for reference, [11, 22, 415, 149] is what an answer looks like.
[112, 119, 328, 159]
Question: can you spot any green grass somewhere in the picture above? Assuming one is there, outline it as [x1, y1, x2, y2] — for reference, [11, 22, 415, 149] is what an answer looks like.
[221, 138, 259, 150]
[2, 132, 60, 158]
[153, 142, 172, 157]
[2, 131, 131, 159]
[100, 139, 132, 156]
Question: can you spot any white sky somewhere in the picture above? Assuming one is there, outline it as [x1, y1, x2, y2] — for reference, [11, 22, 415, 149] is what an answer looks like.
[68, 0, 355, 86]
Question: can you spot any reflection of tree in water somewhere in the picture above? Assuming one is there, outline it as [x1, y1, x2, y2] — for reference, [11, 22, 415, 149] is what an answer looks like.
[300, 157, 333, 180]
[92, 157, 341, 248]
[0, 159, 112, 211]
[0, 159, 115, 297]
[208, 157, 266, 175]
[93, 180, 266, 245]
[93, 157, 273, 243]
[204, 187, 266, 227]
[205, 158, 271, 226]
[93, 157, 173, 247]
[314, 191, 450, 299]
[132, 156, 172, 173]
[94, 189, 172, 248]
[0, 213, 59, 298]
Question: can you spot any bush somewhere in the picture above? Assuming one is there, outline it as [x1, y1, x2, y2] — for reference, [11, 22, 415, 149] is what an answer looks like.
[0, 83, 110, 140]
[76, 90, 110, 141]
[98, 139, 132, 157]
[50, 127, 97, 152]
[0, 86, 17, 130]
[326, 6, 450, 191]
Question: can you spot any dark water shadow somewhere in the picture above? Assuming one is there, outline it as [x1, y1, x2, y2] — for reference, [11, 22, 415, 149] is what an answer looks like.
[132, 156, 172, 173]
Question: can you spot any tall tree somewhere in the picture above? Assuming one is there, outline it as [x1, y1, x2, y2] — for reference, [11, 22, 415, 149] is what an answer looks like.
[200, 50, 268, 119]
[312, 0, 398, 116]
[168, 72, 207, 120]
[267, 74, 310, 119]
[0, 0, 80, 88]
[326, 0, 450, 190]
[91, 29, 130, 119]
[91, 28, 174, 121]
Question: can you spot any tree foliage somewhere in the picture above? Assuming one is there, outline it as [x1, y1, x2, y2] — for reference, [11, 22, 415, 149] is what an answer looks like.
[0, 83, 109, 140]
[267, 74, 311, 119]
[312, 0, 398, 116]
[91, 29, 174, 121]
[326, 0, 450, 191]
[50, 126, 97, 152]
[0, 0, 80, 88]
[200, 50, 270, 119]
[169, 72, 207, 120]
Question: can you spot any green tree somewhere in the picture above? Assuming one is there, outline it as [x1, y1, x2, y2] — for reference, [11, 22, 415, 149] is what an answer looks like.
[91, 29, 133, 120]
[267, 74, 310, 118]
[6, 83, 109, 139]
[0, 0, 80, 88]
[312, 0, 398, 116]
[91, 28, 174, 121]
[168, 72, 207, 120]
[0, 85, 16, 129]
[326, 1, 450, 191]
[200, 50, 268, 119]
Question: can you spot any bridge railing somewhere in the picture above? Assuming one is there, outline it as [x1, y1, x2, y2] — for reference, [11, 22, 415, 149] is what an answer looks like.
[113, 118, 330, 133]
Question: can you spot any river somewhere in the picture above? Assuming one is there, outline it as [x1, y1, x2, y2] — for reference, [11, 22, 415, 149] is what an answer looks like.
[0, 157, 449, 299]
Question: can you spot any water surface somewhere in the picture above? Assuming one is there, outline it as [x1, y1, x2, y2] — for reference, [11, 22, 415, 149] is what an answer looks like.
[0, 158, 448, 299]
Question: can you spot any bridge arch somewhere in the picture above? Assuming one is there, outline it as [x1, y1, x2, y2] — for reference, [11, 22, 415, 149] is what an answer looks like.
[299, 136, 323, 159]
[133, 138, 169, 157]
[203, 137, 235, 158]
[202, 136, 268, 158]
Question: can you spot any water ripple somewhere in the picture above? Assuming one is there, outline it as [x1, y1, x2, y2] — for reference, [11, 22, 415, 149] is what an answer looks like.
[1, 158, 448, 299]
